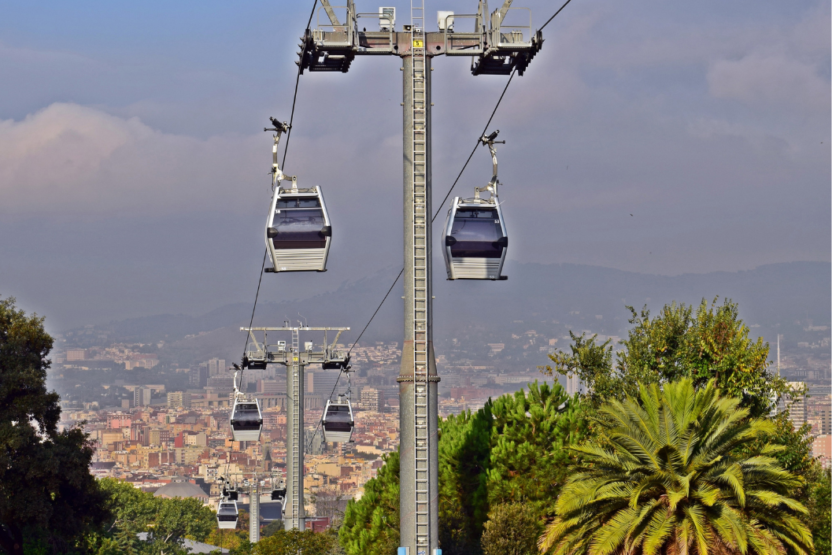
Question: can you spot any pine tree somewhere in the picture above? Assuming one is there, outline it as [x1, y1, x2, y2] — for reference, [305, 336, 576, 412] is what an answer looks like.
[487, 381, 591, 516]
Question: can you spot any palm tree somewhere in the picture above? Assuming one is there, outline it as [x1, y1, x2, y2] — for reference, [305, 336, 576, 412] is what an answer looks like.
[538, 378, 813, 555]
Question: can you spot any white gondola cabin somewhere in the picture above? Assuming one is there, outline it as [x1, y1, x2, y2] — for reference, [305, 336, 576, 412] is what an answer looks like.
[443, 200, 508, 280]
[443, 130, 509, 281]
[217, 501, 239, 529]
[230, 398, 263, 442]
[322, 396, 354, 443]
[265, 182, 332, 273]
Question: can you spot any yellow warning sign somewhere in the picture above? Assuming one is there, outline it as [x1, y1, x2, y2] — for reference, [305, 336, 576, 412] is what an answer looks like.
[413, 39, 424, 48]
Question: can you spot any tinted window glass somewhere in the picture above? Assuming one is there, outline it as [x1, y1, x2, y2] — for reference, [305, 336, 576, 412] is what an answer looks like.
[232, 403, 262, 426]
[449, 208, 504, 258]
[325, 405, 352, 423]
[271, 207, 327, 249]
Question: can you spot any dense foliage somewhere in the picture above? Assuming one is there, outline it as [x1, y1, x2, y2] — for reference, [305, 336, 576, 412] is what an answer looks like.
[253, 528, 341, 555]
[339, 452, 401, 555]
[438, 408, 492, 554]
[481, 503, 540, 555]
[88, 478, 216, 555]
[486, 382, 591, 515]
[538, 379, 813, 554]
[340, 382, 588, 555]
[802, 465, 831, 555]
[0, 297, 109, 555]
[338, 298, 829, 554]
[543, 299, 790, 417]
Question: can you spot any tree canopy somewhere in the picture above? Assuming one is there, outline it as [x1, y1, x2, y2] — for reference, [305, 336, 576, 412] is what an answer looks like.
[339, 451, 401, 555]
[340, 382, 589, 555]
[481, 503, 539, 555]
[0, 297, 109, 555]
[88, 478, 216, 555]
[543, 299, 790, 417]
[253, 528, 340, 555]
[539, 378, 813, 555]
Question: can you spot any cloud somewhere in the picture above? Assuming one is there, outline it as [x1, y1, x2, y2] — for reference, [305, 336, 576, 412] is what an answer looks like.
[707, 54, 829, 111]
[0, 103, 265, 217]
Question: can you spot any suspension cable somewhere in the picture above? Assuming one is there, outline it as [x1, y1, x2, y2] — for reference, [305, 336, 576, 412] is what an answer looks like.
[540, 0, 574, 31]
[347, 269, 404, 355]
[432, 67, 516, 221]
[341, 0, 577, 353]
[242, 249, 268, 359]
[344, 70, 517, 355]
[239, 0, 320, 364]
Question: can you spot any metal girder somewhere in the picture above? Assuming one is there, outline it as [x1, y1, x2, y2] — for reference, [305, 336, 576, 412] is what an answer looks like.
[471, 29, 542, 75]
[497, 0, 514, 21]
[298, 25, 542, 76]
[318, 0, 341, 27]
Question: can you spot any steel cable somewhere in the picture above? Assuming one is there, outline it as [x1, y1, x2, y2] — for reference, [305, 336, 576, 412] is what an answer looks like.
[239, 0, 320, 363]
[342, 0, 577, 353]
[345, 68, 518, 355]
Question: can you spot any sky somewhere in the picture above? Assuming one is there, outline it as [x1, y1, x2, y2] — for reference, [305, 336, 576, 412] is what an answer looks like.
[0, 0, 829, 331]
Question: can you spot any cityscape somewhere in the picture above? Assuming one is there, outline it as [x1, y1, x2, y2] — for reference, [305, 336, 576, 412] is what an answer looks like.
[57, 330, 832, 497]
[1, 0, 830, 554]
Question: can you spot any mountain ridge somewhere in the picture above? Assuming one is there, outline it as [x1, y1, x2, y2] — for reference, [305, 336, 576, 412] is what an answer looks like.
[59, 261, 830, 364]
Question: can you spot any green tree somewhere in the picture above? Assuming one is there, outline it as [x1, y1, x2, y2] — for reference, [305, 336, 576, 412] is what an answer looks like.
[339, 409, 494, 555]
[89, 478, 216, 554]
[0, 297, 109, 555]
[802, 465, 831, 555]
[254, 528, 338, 555]
[740, 414, 815, 477]
[538, 379, 813, 555]
[339, 452, 400, 555]
[261, 520, 284, 538]
[544, 299, 789, 417]
[340, 382, 592, 555]
[487, 382, 591, 517]
[481, 503, 539, 555]
[438, 407, 493, 555]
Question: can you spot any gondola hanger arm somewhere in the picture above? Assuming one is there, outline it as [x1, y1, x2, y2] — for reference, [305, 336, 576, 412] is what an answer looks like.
[477, 130, 505, 201]
[265, 118, 293, 188]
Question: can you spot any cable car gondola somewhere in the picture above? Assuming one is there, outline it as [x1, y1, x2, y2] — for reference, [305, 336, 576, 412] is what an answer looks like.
[322, 395, 354, 443]
[229, 369, 263, 442]
[443, 130, 508, 280]
[217, 500, 239, 530]
[263, 119, 331, 273]
[265, 182, 332, 273]
[230, 397, 263, 442]
[242, 348, 267, 370]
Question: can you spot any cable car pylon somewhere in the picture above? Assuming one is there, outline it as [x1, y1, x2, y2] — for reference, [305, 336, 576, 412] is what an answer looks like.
[296, 1, 546, 552]
[240, 324, 350, 531]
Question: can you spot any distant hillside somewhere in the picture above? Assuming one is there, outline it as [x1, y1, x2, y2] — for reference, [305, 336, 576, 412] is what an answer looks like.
[61, 261, 830, 363]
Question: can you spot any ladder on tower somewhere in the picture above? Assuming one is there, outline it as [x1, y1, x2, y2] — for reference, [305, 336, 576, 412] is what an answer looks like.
[290, 327, 301, 527]
[410, 1, 430, 553]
